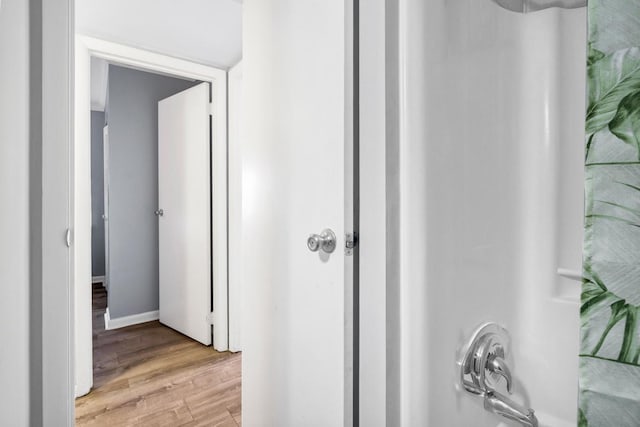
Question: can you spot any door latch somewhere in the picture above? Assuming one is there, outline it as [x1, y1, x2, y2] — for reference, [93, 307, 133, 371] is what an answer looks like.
[345, 232, 358, 256]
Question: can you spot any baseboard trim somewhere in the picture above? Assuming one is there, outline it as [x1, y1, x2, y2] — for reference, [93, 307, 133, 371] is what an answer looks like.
[104, 307, 159, 330]
[92, 275, 106, 284]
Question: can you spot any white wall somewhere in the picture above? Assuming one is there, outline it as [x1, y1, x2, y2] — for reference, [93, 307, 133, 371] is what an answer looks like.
[0, 0, 31, 423]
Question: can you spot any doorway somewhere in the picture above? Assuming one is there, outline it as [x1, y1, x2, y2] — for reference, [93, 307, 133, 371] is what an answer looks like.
[95, 65, 205, 333]
[74, 36, 234, 415]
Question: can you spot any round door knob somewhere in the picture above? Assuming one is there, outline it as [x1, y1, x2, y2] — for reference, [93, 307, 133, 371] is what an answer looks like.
[307, 229, 337, 254]
[307, 234, 322, 252]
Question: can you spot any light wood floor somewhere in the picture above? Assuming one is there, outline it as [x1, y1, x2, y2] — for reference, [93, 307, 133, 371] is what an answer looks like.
[75, 284, 241, 426]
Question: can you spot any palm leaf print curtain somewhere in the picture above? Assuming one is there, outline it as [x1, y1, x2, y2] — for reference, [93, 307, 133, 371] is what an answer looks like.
[580, 1, 640, 425]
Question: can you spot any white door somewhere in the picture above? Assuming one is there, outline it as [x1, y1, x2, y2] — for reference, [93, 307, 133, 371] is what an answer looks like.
[103, 125, 110, 290]
[158, 82, 212, 346]
[242, 1, 354, 426]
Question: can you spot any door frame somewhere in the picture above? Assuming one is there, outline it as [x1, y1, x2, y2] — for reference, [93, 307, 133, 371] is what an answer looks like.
[227, 60, 243, 352]
[74, 35, 229, 398]
[357, 0, 401, 424]
[40, 0, 74, 424]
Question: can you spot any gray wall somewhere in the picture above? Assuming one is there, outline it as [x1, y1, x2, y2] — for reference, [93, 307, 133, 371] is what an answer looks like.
[107, 65, 199, 318]
[91, 111, 106, 277]
[0, 0, 31, 423]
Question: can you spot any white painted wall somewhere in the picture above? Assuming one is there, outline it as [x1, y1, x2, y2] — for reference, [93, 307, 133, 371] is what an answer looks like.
[0, 0, 31, 423]
[228, 61, 243, 352]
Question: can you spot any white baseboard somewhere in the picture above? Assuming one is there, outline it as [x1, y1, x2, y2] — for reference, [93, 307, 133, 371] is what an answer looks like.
[104, 307, 159, 330]
[92, 275, 106, 284]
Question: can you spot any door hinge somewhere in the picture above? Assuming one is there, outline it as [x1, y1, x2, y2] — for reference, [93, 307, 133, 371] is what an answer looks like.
[345, 232, 358, 256]
[208, 102, 214, 116]
[206, 312, 215, 325]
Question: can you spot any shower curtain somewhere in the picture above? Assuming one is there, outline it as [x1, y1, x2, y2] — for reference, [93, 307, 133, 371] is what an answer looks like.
[581, 0, 640, 425]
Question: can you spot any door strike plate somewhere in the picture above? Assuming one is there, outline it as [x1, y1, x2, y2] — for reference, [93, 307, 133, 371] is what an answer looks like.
[345, 232, 358, 256]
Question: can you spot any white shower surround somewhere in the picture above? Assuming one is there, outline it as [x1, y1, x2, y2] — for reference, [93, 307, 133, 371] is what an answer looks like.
[398, 2, 585, 426]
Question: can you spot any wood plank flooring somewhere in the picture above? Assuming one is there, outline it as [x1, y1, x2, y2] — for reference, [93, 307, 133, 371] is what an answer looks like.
[75, 284, 241, 426]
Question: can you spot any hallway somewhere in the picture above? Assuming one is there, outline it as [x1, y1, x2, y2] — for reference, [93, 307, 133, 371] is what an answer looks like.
[75, 284, 241, 426]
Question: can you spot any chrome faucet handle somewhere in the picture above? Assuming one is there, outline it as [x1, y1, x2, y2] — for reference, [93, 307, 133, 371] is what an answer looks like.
[487, 353, 512, 394]
[459, 323, 538, 427]
[460, 323, 512, 394]
[484, 390, 538, 427]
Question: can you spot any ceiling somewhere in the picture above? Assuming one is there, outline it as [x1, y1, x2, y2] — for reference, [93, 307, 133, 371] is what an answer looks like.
[77, 0, 243, 69]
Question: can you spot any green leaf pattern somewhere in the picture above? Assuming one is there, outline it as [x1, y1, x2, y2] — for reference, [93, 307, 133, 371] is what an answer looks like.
[609, 90, 640, 160]
[586, 47, 640, 137]
[581, 1, 640, 425]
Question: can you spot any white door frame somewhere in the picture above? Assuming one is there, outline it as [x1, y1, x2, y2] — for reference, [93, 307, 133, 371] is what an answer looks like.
[74, 36, 229, 398]
[357, 0, 400, 424]
[228, 60, 243, 352]
[41, 0, 74, 424]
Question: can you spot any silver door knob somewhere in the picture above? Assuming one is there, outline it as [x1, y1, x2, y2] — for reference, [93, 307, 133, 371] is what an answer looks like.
[307, 229, 336, 253]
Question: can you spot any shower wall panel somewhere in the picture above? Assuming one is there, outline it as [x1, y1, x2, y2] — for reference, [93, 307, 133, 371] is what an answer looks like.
[398, 1, 585, 425]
